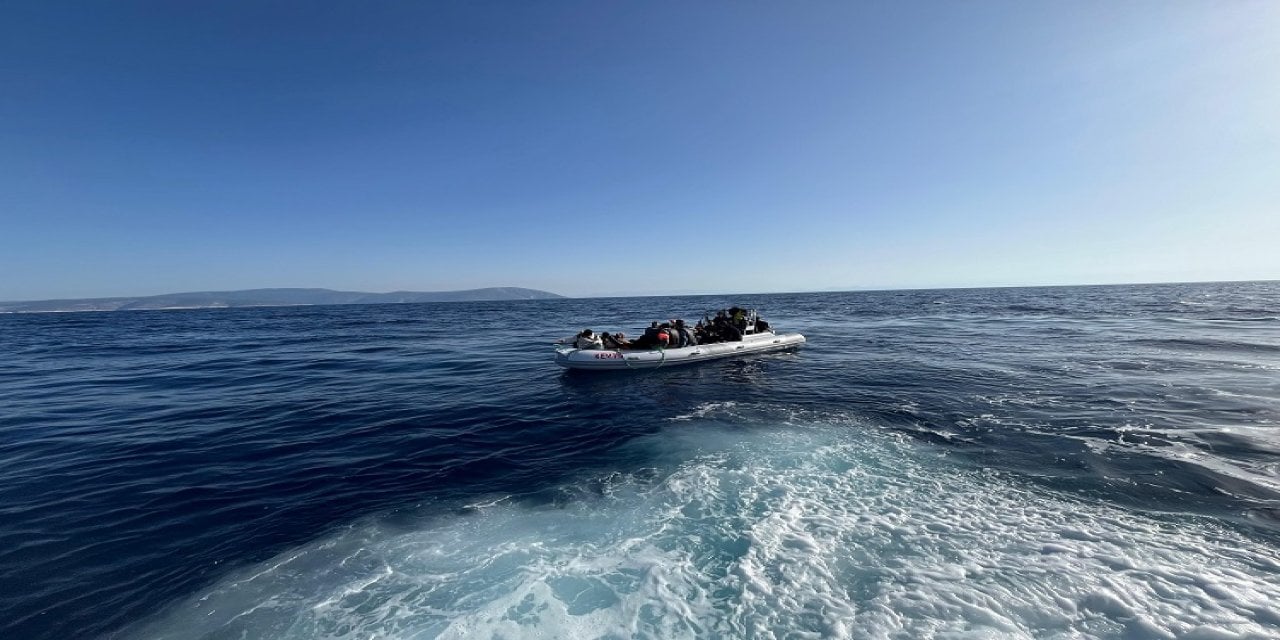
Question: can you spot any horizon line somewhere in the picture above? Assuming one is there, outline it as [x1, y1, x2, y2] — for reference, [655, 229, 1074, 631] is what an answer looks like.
[575, 277, 1279, 300]
[4, 277, 1276, 307]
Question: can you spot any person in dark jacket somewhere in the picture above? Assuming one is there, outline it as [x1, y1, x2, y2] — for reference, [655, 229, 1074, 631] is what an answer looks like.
[601, 332, 630, 349]
[675, 318, 696, 347]
[656, 323, 674, 348]
[633, 322, 661, 349]
[694, 320, 711, 344]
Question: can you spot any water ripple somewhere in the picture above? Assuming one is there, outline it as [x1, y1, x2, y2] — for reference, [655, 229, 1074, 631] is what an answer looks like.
[0, 282, 1278, 639]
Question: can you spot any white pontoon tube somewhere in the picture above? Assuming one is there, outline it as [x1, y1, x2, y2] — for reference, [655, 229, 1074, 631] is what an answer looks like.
[554, 328, 806, 371]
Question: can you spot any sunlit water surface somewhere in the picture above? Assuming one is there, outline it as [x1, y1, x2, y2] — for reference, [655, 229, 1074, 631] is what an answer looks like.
[1, 283, 1278, 639]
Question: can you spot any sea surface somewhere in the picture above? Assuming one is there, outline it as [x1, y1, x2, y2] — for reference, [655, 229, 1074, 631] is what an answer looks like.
[2, 282, 1279, 639]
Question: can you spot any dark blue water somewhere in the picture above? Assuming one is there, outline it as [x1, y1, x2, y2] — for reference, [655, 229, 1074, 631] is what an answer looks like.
[3, 283, 1279, 639]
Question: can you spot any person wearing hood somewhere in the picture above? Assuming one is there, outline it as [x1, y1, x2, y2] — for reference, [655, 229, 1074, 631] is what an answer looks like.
[675, 318, 696, 348]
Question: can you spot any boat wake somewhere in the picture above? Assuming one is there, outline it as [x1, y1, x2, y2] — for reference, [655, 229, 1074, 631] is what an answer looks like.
[126, 418, 1280, 639]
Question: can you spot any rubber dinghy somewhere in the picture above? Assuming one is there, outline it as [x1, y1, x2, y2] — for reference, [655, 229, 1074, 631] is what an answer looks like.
[555, 329, 806, 371]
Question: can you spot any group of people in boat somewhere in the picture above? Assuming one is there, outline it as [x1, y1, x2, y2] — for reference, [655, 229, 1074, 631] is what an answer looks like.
[563, 307, 772, 351]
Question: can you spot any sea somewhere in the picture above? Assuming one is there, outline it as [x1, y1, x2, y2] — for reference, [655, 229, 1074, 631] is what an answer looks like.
[2, 282, 1279, 640]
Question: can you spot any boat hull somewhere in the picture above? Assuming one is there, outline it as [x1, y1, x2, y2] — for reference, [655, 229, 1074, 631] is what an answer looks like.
[554, 331, 806, 370]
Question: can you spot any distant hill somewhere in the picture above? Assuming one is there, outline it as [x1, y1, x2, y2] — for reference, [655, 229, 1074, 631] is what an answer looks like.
[0, 287, 565, 313]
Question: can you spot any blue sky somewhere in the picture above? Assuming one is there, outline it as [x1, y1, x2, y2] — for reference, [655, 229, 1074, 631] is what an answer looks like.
[2, 1, 1277, 299]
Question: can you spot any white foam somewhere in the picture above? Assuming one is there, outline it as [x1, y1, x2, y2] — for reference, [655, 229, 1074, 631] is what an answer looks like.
[667, 401, 739, 422]
[128, 423, 1280, 639]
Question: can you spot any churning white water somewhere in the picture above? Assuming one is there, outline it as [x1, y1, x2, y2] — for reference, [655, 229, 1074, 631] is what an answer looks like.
[128, 412, 1280, 639]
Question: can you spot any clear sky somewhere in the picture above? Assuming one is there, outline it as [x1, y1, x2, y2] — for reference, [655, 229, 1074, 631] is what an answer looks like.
[2, 1, 1277, 300]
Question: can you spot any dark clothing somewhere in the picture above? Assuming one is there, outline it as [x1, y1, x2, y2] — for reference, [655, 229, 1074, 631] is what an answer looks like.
[679, 327, 697, 347]
[633, 326, 661, 349]
[659, 328, 675, 347]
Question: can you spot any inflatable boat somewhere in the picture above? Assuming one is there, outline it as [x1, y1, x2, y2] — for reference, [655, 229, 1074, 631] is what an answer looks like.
[554, 329, 806, 371]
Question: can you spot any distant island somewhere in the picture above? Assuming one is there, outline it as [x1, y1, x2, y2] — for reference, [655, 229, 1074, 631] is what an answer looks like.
[0, 287, 565, 313]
